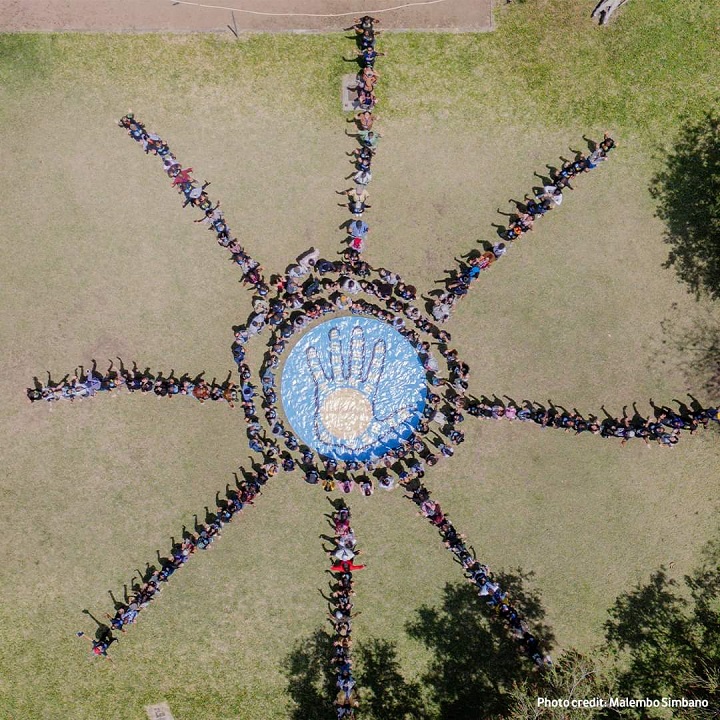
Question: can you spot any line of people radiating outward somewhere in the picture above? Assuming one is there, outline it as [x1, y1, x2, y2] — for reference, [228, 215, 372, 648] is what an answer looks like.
[64, 20, 715, 670]
[118, 112, 269, 295]
[431, 133, 616, 320]
[339, 15, 384, 254]
[327, 503, 365, 718]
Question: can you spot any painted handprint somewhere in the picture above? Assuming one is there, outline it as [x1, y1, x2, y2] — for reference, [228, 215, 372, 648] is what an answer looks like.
[281, 317, 427, 461]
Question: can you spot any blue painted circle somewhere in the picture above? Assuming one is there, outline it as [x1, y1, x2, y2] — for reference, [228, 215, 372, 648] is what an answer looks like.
[281, 316, 427, 461]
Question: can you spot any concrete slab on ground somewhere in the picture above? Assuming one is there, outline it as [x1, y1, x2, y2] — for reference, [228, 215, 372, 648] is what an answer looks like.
[342, 74, 359, 112]
[145, 702, 175, 720]
[0, 0, 493, 33]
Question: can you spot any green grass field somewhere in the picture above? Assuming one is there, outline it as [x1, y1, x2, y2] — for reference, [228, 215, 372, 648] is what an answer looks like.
[1, 1, 719, 718]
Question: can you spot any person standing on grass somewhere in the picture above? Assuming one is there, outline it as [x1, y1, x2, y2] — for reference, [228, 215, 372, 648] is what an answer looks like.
[358, 130, 381, 151]
[356, 47, 385, 68]
[524, 197, 550, 217]
[347, 218, 369, 241]
[340, 188, 371, 217]
[192, 379, 210, 403]
[536, 185, 563, 207]
[358, 28, 379, 50]
[599, 131, 616, 154]
[356, 88, 377, 112]
[77, 631, 115, 663]
[355, 152, 372, 173]
[352, 169, 372, 191]
[171, 167, 194, 186]
[351, 144, 373, 165]
[106, 608, 126, 633]
[355, 66, 380, 92]
[351, 110, 378, 131]
[330, 559, 366, 573]
[340, 186, 370, 207]
[493, 242, 507, 258]
[349, 197, 370, 217]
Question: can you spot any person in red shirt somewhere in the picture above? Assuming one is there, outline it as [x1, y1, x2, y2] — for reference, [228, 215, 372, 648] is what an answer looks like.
[171, 167, 194, 186]
[330, 560, 366, 573]
[192, 380, 210, 403]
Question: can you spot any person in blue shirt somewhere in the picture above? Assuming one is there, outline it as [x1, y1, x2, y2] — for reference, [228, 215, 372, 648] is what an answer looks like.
[347, 219, 369, 239]
[355, 47, 385, 68]
[358, 28, 377, 50]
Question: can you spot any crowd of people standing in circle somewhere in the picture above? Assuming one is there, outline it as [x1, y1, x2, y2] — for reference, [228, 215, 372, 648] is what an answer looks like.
[118, 112, 269, 295]
[55, 19, 717, 671]
[327, 503, 365, 718]
[243, 263, 468, 492]
[431, 133, 617, 321]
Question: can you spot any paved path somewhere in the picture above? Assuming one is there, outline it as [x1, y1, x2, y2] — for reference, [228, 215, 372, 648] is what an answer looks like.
[0, 0, 493, 33]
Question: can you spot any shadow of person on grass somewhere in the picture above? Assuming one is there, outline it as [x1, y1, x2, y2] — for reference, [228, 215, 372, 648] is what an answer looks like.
[82, 609, 112, 641]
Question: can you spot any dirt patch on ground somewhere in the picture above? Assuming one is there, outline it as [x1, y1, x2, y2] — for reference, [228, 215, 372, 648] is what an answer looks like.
[0, 0, 493, 32]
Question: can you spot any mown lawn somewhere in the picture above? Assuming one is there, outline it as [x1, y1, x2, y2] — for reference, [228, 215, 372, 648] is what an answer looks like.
[0, 1, 719, 718]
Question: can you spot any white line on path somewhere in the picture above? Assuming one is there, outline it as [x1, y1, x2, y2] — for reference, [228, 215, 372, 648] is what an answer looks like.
[155, 0, 451, 18]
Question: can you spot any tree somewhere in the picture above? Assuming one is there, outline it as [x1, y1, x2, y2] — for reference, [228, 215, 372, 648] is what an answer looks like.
[650, 110, 720, 300]
[505, 649, 617, 720]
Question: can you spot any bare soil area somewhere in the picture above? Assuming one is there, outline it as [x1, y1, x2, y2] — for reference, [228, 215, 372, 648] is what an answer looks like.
[0, 0, 493, 32]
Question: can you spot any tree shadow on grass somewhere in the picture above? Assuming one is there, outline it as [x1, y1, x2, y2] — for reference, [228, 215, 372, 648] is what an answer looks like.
[650, 109, 720, 300]
[286, 630, 429, 720]
[356, 638, 430, 720]
[406, 573, 555, 720]
[604, 570, 692, 699]
[604, 536, 720, 715]
[286, 628, 337, 720]
[285, 573, 553, 720]
[659, 307, 720, 398]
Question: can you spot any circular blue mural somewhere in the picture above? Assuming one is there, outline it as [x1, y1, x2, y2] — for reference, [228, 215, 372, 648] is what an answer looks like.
[281, 317, 427, 461]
